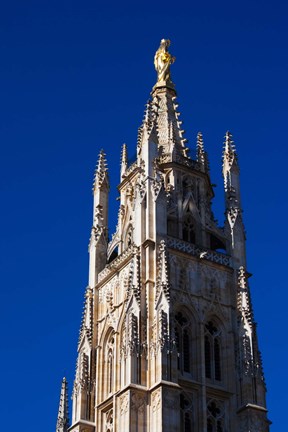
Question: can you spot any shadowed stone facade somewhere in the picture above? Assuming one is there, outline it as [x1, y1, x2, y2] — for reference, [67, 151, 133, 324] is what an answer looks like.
[56, 40, 270, 432]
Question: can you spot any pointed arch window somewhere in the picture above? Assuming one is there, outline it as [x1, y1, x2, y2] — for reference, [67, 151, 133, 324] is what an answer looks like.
[182, 214, 196, 243]
[106, 334, 115, 395]
[180, 394, 193, 432]
[175, 311, 191, 374]
[204, 321, 222, 382]
[207, 400, 224, 432]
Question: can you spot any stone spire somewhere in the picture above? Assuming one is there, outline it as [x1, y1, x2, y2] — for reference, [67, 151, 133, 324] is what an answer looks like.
[196, 131, 209, 172]
[56, 377, 69, 432]
[89, 149, 109, 287]
[222, 131, 238, 193]
[222, 132, 245, 264]
[142, 39, 190, 163]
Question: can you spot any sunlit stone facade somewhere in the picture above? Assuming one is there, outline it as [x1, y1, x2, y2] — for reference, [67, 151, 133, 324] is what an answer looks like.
[57, 41, 270, 432]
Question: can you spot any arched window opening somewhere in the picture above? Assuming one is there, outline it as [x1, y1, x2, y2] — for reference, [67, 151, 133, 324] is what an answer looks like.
[205, 336, 211, 379]
[183, 329, 190, 372]
[175, 311, 191, 374]
[180, 394, 193, 432]
[184, 413, 192, 432]
[214, 338, 221, 381]
[183, 215, 196, 243]
[107, 247, 118, 264]
[106, 334, 115, 396]
[205, 321, 222, 382]
[207, 401, 224, 432]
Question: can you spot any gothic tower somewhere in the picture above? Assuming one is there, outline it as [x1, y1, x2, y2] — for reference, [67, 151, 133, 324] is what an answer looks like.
[61, 40, 270, 432]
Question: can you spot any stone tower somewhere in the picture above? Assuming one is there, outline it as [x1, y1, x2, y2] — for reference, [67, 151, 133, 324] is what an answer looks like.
[64, 40, 270, 432]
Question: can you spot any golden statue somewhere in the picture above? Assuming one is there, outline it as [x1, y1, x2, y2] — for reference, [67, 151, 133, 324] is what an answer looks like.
[154, 39, 175, 84]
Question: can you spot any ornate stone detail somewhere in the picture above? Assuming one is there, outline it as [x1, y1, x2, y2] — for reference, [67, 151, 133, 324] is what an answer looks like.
[167, 236, 232, 267]
[78, 286, 93, 349]
[151, 160, 164, 201]
[89, 225, 104, 246]
[93, 150, 108, 189]
[155, 240, 170, 304]
[158, 310, 168, 350]
[98, 244, 137, 282]
[151, 388, 161, 412]
[119, 393, 129, 416]
[126, 252, 141, 306]
[105, 408, 113, 432]
[128, 312, 139, 354]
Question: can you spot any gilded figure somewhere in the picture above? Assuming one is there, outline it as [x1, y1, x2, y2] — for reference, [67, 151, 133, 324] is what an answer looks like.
[154, 39, 175, 84]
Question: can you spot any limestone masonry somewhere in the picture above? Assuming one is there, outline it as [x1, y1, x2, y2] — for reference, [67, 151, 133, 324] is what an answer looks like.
[56, 40, 270, 432]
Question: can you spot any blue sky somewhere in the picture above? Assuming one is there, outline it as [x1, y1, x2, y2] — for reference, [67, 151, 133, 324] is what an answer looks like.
[0, 0, 286, 430]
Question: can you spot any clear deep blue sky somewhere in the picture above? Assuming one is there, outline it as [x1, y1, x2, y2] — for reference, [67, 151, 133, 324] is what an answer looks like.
[0, 0, 286, 430]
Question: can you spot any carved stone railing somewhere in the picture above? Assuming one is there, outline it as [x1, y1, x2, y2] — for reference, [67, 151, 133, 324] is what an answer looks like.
[166, 236, 232, 267]
[158, 153, 201, 171]
[98, 244, 136, 282]
[123, 160, 138, 178]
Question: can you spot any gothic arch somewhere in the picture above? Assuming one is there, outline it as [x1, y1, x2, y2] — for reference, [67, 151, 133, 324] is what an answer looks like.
[206, 399, 225, 432]
[180, 391, 193, 432]
[173, 306, 198, 378]
[98, 327, 116, 401]
[203, 316, 228, 384]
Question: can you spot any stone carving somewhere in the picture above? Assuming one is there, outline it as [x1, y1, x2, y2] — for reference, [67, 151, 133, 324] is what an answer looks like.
[98, 244, 137, 282]
[105, 408, 113, 431]
[119, 393, 129, 415]
[151, 388, 161, 412]
[167, 236, 232, 267]
[78, 286, 93, 349]
[155, 240, 170, 304]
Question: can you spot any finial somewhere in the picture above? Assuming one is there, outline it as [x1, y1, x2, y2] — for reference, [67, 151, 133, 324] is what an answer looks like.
[93, 149, 108, 191]
[56, 377, 69, 432]
[154, 39, 175, 88]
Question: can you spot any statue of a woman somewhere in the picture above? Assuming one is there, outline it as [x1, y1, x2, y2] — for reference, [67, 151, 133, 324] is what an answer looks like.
[154, 39, 175, 84]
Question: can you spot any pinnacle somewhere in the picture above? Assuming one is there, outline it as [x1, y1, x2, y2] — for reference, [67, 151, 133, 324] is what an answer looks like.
[120, 143, 128, 179]
[121, 143, 128, 166]
[56, 377, 69, 432]
[224, 131, 237, 156]
[222, 131, 238, 175]
[93, 149, 108, 190]
[196, 132, 209, 172]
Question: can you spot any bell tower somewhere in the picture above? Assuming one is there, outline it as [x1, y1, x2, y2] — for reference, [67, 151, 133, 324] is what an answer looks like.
[59, 39, 270, 432]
